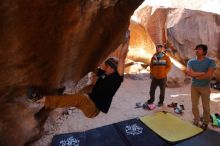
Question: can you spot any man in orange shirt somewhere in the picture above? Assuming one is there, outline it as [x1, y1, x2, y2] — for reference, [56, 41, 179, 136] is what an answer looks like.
[147, 45, 172, 107]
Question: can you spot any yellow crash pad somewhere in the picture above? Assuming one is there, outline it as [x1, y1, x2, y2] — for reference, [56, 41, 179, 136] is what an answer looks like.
[140, 112, 203, 142]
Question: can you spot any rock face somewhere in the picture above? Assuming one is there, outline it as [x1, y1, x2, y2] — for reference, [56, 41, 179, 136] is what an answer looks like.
[134, 6, 220, 83]
[167, 9, 220, 81]
[128, 20, 155, 64]
[111, 20, 155, 66]
[167, 8, 220, 60]
[134, 6, 169, 45]
[167, 65, 186, 87]
[0, 0, 143, 145]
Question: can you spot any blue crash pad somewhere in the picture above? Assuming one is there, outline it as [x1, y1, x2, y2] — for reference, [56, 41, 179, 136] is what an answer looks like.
[174, 130, 220, 146]
[86, 124, 126, 146]
[51, 132, 87, 146]
[51, 118, 171, 146]
[114, 118, 169, 146]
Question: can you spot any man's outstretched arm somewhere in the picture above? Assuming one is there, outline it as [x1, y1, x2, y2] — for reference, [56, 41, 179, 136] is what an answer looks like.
[117, 32, 130, 76]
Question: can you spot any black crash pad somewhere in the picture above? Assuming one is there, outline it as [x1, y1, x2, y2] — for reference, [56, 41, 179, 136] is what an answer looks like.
[114, 118, 169, 146]
[174, 130, 220, 146]
[51, 132, 87, 146]
[51, 118, 170, 146]
[86, 124, 126, 146]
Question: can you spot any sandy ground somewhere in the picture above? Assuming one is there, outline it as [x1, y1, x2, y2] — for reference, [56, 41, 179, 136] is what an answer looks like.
[32, 75, 220, 146]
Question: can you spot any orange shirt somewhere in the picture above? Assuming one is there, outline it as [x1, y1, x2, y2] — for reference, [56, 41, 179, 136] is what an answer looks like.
[150, 52, 172, 79]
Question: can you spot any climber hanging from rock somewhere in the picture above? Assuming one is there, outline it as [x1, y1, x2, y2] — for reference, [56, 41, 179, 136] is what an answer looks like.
[28, 30, 130, 122]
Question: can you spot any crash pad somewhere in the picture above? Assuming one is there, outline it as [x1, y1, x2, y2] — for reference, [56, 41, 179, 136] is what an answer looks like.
[51, 132, 87, 146]
[51, 118, 169, 146]
[114, 118, 169, 146]
[52, 124, 126, 146]
[140, 112, 203, 142]
[174, 130, 220, 146]
[86, 124, 126, 146]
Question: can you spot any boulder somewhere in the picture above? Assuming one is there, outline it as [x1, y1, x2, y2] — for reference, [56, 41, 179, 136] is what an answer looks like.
[167, 8, 220, 60]
[133, 6, 220, 81]
[0, 0, 143, 145]
[167, 65, 186, 87]
[111, 20, 155, 66]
